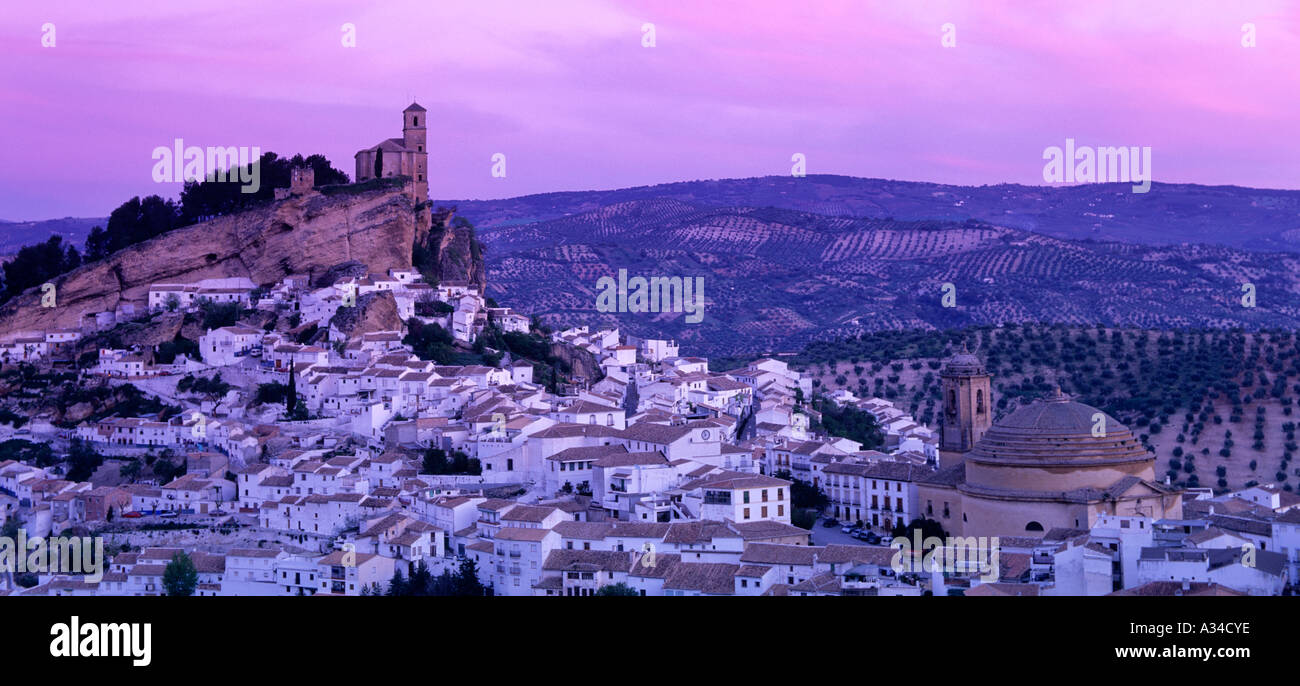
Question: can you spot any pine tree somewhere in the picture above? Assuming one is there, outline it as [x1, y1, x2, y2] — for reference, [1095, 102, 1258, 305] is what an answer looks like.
[286, 363, 297, 415]
[455, 556, 484, 596]
[386, 569, 407, 596]
[163, 551, 198, 597]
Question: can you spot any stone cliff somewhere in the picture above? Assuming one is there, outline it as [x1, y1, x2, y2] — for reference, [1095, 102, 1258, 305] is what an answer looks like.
[0, 187, 423, 335]
[329, 291, 404, 338]
[419, 207, 487, 292]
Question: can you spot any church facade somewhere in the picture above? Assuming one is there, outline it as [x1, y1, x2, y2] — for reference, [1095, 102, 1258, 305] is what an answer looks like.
[354, 102, 429, 204]
[918, 349, 1183, 538]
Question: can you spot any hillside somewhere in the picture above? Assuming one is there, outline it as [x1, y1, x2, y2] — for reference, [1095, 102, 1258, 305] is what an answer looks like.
[0, 217, 103, 257]
[446, 175, 1300, 253]
[470, 198, 1300, 356]
[793, 324, 1300, 494]
[0, 186, 425, 335]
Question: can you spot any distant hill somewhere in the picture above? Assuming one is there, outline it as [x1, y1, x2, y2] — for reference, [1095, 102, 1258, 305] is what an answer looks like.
[0, 217, 103, 257]
[452, 192, 1300, 356]
[445, 175, 1300, 253]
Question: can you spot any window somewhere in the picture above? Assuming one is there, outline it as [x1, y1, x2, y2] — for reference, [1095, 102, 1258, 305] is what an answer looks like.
[743, 491, 750, 504]
[1025, 521, 1044, 532]
[743, 508, 750, 520]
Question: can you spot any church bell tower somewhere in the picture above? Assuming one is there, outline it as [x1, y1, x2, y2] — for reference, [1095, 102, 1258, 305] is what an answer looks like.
[939, 344, 993, 468]
[402, 102, 429, 203]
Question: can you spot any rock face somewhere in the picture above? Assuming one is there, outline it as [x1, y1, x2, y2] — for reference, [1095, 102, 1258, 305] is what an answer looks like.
[0, 188, 420, 335]
[330, 291, 403, 337]
[421, 208, 487, 292]
[548, 340, 602, 384]
[313, 260, 370, 289]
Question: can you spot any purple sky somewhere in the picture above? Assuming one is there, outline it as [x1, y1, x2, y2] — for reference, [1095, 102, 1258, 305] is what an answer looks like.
[3, 0, 1299, 219]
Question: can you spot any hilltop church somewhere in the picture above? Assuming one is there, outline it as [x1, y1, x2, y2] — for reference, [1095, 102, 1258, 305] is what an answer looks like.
[918, 346, 1183, 537]
[354, 102, 429, 204]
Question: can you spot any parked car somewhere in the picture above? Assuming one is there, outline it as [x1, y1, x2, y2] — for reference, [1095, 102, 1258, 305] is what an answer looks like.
[122, 512, 143, 519]
[840, 525, 854, 534]
[853, 531, 872, 541]
[879, 536, 893, 546]
[210, 509, 228, 516]
[821, 518, 839, 528]
[864, 532, 882, 545]
[159, 511, 178, 518]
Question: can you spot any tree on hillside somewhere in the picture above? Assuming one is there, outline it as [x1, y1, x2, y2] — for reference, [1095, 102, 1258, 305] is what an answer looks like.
[455, 556, 484, 596]
[595, 582, 641, 596]
[386, 569, 407, 596]
[163, 551, 198, 597]
[891, 517, 948, 542]
[84, 195, 183, 262]
[286, 362, 297, 416]
[178, 152, 349, 224]
[623, 382, 640, 418]
[65, 438, 104, 482]
[774, 469, 829, 511]
[812, 400, 884, 450]
[0, 235, 82, 304]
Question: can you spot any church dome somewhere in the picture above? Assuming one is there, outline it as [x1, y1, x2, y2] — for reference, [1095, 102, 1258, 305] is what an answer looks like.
[990, 388, 1126, 436]
[970, 388, 1146, 466]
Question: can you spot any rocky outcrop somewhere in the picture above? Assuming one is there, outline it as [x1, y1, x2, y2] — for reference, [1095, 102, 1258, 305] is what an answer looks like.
[329, 291, 403, 338]
[419, 208, 487, 292]
[0, 187, 421, 335]
[548, 340, 603, 383]
[313, 260, 369, 290]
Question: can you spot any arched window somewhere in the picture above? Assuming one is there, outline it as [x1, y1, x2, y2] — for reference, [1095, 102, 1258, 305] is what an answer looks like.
[1025, 521, 1044, 532]
[976, 389, 985, 414]
[947, 389, 957, 416]
[413, 116, 419, 126]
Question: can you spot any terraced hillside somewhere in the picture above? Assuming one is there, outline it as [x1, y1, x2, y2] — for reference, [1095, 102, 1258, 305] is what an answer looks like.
[795, 325, 1300, 494]
[473, 197, 1300, 356]
[446, 175, 1300, 253]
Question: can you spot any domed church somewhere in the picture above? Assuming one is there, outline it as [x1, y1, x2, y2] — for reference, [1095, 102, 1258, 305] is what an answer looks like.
[917, 349, 1183, 537]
